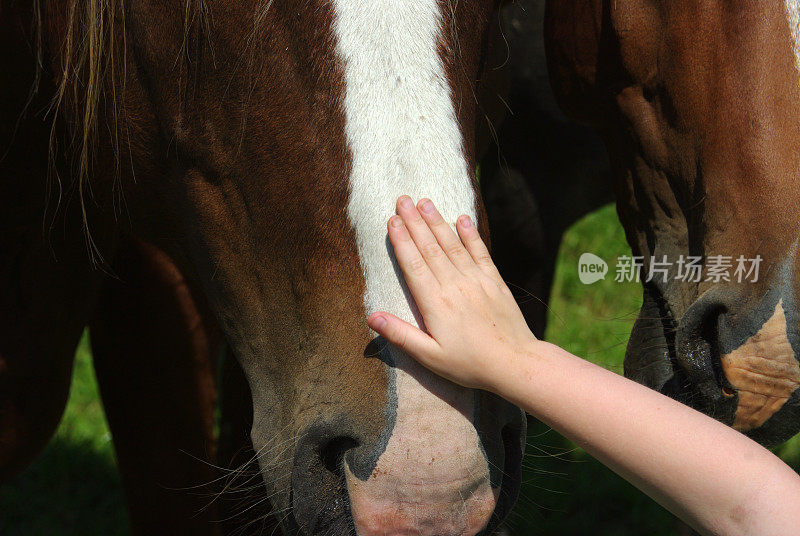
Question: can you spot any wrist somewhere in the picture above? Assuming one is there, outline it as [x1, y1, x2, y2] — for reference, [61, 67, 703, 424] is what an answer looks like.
[484, 335, 543, 399]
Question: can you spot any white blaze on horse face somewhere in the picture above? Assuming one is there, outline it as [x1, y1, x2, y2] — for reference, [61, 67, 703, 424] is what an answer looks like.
[334, 0, 496, 533]
[786, 1, 800, 75]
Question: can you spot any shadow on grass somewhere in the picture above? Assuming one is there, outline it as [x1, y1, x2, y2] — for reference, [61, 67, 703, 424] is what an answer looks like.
[3, 327, 798, 535]
[507, 417, 680, 536]
[0, 436, 128, 536]
[4, 417, 798, 536]
[508, 417, 800, 536]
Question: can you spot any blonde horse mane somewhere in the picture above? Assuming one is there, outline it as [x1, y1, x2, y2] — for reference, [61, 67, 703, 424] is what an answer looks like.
[32, 0, 126, 264]
[30, 0, 270, 264]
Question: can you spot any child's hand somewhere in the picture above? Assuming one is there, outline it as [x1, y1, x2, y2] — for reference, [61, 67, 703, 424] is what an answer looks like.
[367, 196, 537, 392]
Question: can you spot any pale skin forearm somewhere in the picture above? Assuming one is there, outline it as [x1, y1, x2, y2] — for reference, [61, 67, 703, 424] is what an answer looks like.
[368, 196, 800, 536]
[493, 340, 800, 536]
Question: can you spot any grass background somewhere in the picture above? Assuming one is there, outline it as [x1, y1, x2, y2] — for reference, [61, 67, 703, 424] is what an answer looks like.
[2, 203, 799, 535]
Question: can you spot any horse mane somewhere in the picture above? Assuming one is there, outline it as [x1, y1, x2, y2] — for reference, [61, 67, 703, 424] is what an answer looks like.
[32, 0, 217, 264]
[31, 0, 274, 265]
[31, 0, 127, 264]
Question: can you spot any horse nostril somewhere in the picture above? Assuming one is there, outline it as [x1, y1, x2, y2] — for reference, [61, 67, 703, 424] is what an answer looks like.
[677, 298, 725, 383]
[291, 426, 361, 532]
[319, 436, 359, 476]
[673, 290, 741, 424]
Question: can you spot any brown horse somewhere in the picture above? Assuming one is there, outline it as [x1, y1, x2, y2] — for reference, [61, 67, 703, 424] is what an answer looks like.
[0, 0, 525, 534]
[541, 0, 800, 446]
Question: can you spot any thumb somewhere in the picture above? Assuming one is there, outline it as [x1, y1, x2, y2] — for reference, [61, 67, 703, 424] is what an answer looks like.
[367, 312, 440, 361]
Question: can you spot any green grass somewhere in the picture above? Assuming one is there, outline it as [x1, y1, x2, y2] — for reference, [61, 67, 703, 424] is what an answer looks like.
[0, 334, 128, 536]
[2, 202, 799, 534]
[544, 204, 644, 373]
[506, 203, 800, 535]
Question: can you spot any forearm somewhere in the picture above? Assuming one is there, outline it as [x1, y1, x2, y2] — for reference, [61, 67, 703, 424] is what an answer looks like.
[494, 340, 800, 536]
[370, 196, 800, 534]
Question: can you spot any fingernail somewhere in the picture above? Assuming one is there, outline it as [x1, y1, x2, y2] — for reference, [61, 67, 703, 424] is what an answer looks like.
[460, 215, 473, 228]
[400, 196, 413, 209]
[419, 200, 434, 214]
[390, 216, 404, 228]
[371, 315, 387, 330]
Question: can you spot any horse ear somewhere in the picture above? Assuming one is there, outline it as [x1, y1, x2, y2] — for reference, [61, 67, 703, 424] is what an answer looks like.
[543, 1, 606, 126]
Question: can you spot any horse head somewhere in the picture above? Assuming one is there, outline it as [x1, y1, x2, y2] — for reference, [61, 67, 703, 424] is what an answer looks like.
[39, 0, 525, 532]
[545, 0, 800, 445]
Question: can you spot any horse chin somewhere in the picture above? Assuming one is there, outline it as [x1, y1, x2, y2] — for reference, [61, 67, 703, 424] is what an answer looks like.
[343, 464, 499, 536]
[273, 474, 499, 536]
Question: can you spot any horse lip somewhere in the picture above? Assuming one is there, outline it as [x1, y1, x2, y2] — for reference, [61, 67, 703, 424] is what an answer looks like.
[484, 419, 525, 530]
[625, 283, 678, 392]
[661, 286, 741, 421]
[284, 487, 355, 536]
[627, 284, 734, 411]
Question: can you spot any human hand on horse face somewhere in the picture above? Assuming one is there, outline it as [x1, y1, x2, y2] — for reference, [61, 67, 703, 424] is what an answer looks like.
[369, 199, 800, 536]
[367, 195, 538, 393]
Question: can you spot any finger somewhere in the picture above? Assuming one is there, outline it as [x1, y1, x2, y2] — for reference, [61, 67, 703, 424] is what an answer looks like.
[396, 196, 457, 281]
[417, 199, 478, 275]
[456, 215, 504, 282]
[367, 312, 441, 362]
[387, 215, 441, 307]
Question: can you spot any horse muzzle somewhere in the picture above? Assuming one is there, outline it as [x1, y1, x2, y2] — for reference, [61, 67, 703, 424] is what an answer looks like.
[627, 273, 800, 447]
[285, 400, 523, 535]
